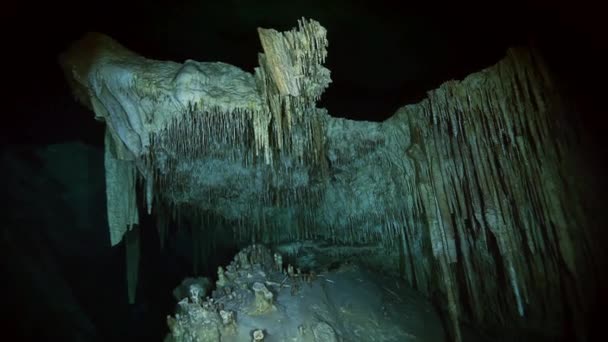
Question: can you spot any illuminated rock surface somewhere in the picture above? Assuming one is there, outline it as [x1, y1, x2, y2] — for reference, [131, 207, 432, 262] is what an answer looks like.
[166, 245, 445, 342]
[59, 19, 600, 341]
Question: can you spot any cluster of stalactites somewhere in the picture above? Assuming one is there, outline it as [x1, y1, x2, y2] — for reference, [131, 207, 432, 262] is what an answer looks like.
[146, 104, 258, 168]
[382, 48, 594, 341]
[141, 19, 332, 219]
[254, 18, 331, 168]
[137, 19, 334, 262]
[151, 182, 326, 247]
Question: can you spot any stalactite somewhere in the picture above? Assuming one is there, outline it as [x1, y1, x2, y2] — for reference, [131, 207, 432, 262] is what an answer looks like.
[125, 225, 140, 304]
[145, 174, 154, 215]
[104, 128, 139, 246]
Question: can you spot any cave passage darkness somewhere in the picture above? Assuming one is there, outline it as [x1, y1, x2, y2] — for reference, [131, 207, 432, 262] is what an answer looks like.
[2, 0, 607, 341]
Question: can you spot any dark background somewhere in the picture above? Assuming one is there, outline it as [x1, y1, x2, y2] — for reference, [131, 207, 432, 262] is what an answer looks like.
[3, 0, 606, 146]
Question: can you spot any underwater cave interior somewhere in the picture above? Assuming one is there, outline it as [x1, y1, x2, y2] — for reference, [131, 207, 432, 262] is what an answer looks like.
[2, 1, 607, 341]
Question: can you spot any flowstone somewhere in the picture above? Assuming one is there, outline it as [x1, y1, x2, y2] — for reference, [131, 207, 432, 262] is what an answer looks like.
[165, 245, 445, 342]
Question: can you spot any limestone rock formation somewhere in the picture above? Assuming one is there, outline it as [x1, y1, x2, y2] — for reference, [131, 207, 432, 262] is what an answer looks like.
[60, 19, 599, 341]
[165, 245, 445, 342]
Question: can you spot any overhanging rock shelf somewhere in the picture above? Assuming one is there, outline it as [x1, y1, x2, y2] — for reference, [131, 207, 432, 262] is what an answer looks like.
[60, 19, 598, 341]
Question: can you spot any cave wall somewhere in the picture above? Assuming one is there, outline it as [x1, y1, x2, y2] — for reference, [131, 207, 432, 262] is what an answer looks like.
[59, 20, 600, 341]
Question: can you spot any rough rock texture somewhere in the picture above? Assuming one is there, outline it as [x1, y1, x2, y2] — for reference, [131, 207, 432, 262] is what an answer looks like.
[166, 245, 445, 342]
[60, 19, 599, 341]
